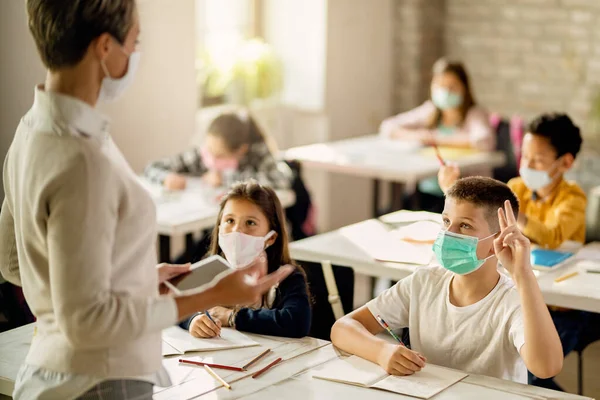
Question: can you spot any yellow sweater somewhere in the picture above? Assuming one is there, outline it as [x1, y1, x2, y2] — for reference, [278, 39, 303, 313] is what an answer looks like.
[508, 177, 587, 249]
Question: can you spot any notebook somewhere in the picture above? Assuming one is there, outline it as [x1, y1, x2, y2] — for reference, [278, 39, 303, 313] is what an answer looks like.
[312, 355, 467, 399]
[392, 220, 441, 244]
[162, 326, 259, 356]
[530, 249, 574, 271]
[340, 220, 433, 265]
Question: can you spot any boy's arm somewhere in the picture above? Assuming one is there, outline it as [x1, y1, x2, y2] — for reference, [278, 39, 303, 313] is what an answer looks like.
[520, 192, 586, 249]
[331, 306, 387, 360]
[495, 201, 563, 379]
[331, 307, 426, 376]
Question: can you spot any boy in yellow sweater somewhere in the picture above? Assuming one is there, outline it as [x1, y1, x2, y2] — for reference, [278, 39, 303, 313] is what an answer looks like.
[438, 112, 587, 391]
[439, 113, 586, 248]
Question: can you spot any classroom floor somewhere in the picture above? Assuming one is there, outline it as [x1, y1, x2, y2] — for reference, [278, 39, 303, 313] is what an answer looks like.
[354, 274, 600, 399]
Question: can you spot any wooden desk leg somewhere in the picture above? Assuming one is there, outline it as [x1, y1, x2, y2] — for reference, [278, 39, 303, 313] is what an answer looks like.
[159, 235, 171, 263]
[372, 179, 380, 217]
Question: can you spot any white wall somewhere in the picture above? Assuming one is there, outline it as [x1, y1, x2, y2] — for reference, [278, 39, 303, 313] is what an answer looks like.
[101, 0, 197, 173]
[0, 1, 46, 202]
[261, 0, 393, 231]
[324, 0, 394, 229]
[0, 0, 197, 203]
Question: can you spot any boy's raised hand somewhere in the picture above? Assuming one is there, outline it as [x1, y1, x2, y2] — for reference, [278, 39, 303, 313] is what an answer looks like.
[493, 200, 532, 280]
[437, 163, 460, 194]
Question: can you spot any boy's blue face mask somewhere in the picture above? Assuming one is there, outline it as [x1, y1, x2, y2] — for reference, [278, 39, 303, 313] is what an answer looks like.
[433, 230, 497, 275]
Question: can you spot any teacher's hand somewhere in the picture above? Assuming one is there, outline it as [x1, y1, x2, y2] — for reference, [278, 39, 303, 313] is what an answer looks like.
[212, 262, 294, 307]
[157, 263, 191, 295]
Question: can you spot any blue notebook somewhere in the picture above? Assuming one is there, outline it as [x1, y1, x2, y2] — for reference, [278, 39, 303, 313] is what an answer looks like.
[530, 249, 574, 268]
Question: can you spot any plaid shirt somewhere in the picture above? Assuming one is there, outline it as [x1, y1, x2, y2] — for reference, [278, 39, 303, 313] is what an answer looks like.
[143, 142, 293, 189]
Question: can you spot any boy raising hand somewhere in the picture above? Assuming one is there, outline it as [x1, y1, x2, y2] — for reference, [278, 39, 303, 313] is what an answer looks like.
[331, 177, 563, 383]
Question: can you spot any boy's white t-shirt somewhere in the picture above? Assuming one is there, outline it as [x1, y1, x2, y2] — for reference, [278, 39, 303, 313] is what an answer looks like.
[367, 265, 526, 383]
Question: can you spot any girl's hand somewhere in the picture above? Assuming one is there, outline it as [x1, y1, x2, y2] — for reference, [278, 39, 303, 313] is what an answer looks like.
[189, 314, 222, 338]
[203, 170, 222, 187]
[164, 173, 187, 190]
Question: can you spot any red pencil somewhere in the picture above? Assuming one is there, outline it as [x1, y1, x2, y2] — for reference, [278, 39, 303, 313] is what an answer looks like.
[178, 359, 244, 372]
[433, 145, 446, 166]
[251, 357, 283, 379]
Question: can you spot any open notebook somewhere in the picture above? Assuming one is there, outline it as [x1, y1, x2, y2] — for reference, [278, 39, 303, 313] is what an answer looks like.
[162, 326, 259, 356]
[312, 355, 467, 399]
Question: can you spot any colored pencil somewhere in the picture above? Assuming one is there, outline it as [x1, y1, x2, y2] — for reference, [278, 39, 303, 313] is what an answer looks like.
[204, 365, 231, 390]
[376, 315, 404, 345]
[433, 144, 446, 166]
[242, 348, 271, 371]
[178, 359, 244, 372]
[251, 357, 282, 379]
[554, 271, 579, 283]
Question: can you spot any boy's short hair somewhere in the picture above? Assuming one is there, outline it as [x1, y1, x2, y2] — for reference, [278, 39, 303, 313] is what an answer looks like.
[446, 177, 519, 232]
[527, 113, 582, 159]
[27, 0, 136, 70]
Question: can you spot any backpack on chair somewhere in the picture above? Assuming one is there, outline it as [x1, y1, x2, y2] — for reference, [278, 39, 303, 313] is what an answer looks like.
[489, 113, 523, 183]
[284, 160, 316, 240]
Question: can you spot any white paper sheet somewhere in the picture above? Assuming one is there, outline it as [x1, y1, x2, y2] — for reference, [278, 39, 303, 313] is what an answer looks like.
[162, 326, 259, 355]
[340, 220, 433, 265]
[372, 364, 467, 399]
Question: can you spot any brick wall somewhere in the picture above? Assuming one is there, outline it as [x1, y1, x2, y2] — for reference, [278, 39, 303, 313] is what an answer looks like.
[394, 0, 600, 132]
[392, 0, 445, 113]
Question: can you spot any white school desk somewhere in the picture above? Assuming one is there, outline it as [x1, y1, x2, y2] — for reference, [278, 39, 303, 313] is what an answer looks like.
[0, 325, 592, 400]
[138, 178, 295, 262]
[282, 135, 506, 216]
[289, 210, 600, 314]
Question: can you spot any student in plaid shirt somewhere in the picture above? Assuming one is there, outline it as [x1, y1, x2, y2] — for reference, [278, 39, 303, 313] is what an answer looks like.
[144, 110, 293, 190]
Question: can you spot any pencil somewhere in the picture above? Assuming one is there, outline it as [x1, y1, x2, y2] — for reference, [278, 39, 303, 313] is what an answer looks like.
[251, 357, 282, 379]
[376, 315, 404, 345]
[242, 348, 271, 371]
[433, 144, 446, 166]
[204, 365, 231, 390]
[586, 270, 600, 274]
[554, 271, 579, 283]
[178, 359, 244, 372]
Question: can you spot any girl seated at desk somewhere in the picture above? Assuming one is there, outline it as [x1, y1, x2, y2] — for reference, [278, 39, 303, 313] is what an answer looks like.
[179, 180, 312, 338]
[379, 58, 495, 212]
[144, 109, 293, 191]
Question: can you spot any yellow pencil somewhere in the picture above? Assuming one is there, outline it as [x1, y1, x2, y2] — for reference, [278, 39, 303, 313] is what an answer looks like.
[203, 365, 231, 390]
[554, 271, 579, 283]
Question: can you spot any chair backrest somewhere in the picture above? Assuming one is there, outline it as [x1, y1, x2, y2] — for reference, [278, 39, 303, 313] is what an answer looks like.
[585, 186, 600, 243]
[299, 261, 354, 341]
[490, 113, 523, 183]
[284, 160, 315, 240]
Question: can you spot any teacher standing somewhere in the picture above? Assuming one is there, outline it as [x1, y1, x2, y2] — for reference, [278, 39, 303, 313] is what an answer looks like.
[0, 1, 292, 399]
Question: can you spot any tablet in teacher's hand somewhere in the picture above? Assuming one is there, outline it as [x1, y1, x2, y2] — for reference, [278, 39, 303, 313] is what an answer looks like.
[165, 255, 232, 294]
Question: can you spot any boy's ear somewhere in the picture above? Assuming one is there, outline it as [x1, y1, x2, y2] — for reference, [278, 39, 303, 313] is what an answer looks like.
[560, 153, 575, 171]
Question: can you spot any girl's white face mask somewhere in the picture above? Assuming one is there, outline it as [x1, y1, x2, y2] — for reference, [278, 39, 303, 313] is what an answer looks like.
[218, 230, 275, 269]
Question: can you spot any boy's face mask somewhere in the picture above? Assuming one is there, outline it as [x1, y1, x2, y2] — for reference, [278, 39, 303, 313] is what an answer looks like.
[433, 230, 497, 275]
[519, 158, 561, 192]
